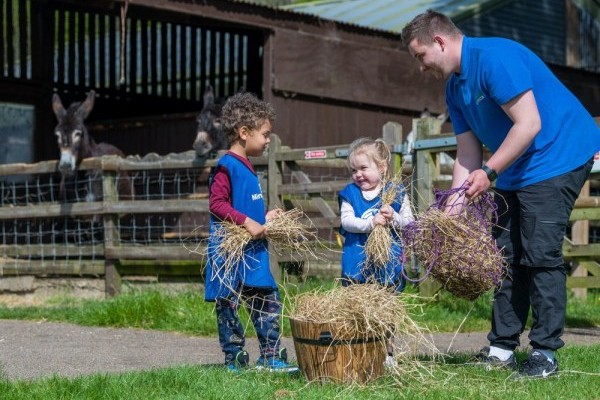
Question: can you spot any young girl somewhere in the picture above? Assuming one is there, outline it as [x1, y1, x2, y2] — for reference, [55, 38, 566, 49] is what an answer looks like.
[338, 137, 415, 365]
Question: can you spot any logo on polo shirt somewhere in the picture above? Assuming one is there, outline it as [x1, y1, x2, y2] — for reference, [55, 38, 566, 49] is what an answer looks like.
[252, 193, 263, 201]
[475, 91, 486, 105]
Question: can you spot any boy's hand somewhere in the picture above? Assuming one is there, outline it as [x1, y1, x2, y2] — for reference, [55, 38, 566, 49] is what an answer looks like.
[243, 217, 266, 239]
[372, 213, 387, 227]
[266, 208, 283, 222]
[379, 205, 394, 221]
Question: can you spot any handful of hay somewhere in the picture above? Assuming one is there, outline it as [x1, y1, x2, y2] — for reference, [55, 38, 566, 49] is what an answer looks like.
[402, 187, 506, 300]
[212, 208, 320, 275]
[364, 175, 404, 268]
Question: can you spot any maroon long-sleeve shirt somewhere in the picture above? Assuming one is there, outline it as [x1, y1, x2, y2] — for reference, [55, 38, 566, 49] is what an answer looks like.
[209, 151, 257, 225]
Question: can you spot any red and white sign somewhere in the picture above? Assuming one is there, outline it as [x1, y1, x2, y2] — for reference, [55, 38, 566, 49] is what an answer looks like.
[304, 150, 327, 159]
[593, 151, 600, 173]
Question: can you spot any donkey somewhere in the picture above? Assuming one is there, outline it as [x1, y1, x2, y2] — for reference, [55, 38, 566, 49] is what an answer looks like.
[192, 86, 228, 160]
[52, 90, 134, 203]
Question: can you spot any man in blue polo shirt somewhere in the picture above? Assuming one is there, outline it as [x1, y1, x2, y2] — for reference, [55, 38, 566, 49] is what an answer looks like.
[402, 10, 600, 378]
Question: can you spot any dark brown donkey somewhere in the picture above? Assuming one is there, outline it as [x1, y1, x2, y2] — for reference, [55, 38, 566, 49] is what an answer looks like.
[52, 90, 134, 203]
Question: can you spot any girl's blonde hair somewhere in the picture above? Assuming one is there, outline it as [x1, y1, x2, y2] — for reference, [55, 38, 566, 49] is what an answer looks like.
[347, 137, 392, 181]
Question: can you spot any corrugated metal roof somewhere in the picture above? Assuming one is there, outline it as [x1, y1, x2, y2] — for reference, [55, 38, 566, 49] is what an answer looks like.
[281, 0, 514, 33]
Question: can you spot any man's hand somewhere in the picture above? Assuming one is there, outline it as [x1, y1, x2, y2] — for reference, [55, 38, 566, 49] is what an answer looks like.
[463, 169, 491, 200]
[243, 217, 266, 239]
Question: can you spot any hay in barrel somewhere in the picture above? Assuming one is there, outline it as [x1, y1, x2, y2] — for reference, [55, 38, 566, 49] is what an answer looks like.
[287, 283, 436, 384]
[402, 187, 507, 300]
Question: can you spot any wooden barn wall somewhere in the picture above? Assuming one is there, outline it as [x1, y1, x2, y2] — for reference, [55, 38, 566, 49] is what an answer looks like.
[269, 96, 415, 149]
[269, 28, 447, 115]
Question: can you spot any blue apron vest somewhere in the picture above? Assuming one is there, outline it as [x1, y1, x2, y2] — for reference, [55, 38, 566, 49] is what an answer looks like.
[204, 153, 276, 301]
[338, 183, 406, 289]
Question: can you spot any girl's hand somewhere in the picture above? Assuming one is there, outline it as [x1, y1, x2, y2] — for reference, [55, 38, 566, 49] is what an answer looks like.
[372, 213, 387, 227]
[266, 208, 283, 222]
[379, 205, 394, 221]
[243, 217, 266, 239]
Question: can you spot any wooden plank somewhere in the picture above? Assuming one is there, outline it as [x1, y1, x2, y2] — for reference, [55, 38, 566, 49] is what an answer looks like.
[99, 13, 106, 89]
[287, 162, 338, 220]
[570, 207, 600, 221]
[284, 199, 339, 214]
[575, 261, 600, 276]
[77, 8, 85, 87]
[118, 263, 203, 276]
[279, 181, 347, 196]
[6, 0, 15, 78]
[0, 199, 209, 219]
[105, 245, 201, 260]
[18, 0, 28, 78]
[0, 244, 100, 258]
[562, 242, 600, 258]
[271, 29, 446, 112]
[0, 259, 104, 276]
[567, 276, 600, 289]
[68, 9, 76, 86]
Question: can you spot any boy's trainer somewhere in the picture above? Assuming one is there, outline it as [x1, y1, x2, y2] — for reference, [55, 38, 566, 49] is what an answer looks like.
[226, 350, 250, 372]
[519, 351, 559, 378]
[473, 346, 517, 370]
[256, 348, 299, 373]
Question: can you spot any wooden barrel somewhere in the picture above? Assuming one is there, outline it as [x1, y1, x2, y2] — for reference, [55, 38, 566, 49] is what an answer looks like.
[289, 318, 386, 384]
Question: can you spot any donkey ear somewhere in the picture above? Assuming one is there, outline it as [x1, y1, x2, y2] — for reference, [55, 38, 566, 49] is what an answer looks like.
[52, 93, 66, 119]
[76, 90, 96, 120]
[202, 85, 214, 109]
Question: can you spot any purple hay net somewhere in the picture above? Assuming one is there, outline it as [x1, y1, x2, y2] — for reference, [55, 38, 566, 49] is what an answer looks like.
[401, 185, 507, 300]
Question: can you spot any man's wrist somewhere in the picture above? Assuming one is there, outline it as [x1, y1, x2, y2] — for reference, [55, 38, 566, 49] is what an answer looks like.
[481, 164, 498, 181]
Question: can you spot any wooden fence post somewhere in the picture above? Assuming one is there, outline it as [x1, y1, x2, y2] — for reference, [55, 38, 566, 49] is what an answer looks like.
[414, 117, 443, 297]
[267, 134, 282, 281]
[571, 181, 589, 299]
[382, 121, 403, 176]
[102, 158, 121, 296]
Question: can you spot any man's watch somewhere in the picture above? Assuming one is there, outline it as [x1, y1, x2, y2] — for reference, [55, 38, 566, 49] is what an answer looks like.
[481, 164, 498, 182]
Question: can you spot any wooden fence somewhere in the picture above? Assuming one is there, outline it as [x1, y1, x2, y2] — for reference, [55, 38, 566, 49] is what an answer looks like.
[0, 119, 598, 298]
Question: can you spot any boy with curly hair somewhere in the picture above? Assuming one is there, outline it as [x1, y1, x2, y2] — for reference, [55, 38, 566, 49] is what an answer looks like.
[205, 92, 298, 373]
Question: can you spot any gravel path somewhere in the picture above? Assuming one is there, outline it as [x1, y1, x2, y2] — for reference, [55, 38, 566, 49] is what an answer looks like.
[1, 319, 598, 381]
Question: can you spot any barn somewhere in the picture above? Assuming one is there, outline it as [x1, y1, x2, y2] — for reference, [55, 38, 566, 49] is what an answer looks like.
[1, 0, 598, 165]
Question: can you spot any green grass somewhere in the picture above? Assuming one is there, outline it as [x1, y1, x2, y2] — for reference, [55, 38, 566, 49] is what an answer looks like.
[0, 281, 597, 399]
[0, 281, 597, 336]
[0, 344, 598, 400]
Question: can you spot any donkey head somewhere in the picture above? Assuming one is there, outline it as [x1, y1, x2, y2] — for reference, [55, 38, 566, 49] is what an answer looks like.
[193, 86, 227, 158]
[52, 90, 96, 176]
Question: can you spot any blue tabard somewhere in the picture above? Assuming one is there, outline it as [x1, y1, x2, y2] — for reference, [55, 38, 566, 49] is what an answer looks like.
[338, 183, 406, 289]
[204, 153, 276, 301]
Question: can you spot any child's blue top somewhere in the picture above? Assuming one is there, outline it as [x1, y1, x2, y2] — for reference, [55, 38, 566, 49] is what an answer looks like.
[205, 153, 276, 301]
[446, 36, 600, 190]
[338, 182, 405, 290]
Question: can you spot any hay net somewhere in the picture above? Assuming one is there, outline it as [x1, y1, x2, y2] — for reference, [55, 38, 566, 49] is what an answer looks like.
[402, 186, 507, 300]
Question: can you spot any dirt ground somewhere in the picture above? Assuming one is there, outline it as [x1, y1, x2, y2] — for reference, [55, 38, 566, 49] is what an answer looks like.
[1, 318, 598, 381]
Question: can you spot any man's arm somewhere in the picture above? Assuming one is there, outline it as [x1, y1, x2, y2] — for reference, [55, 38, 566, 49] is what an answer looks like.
[462, 90, 541, 200]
